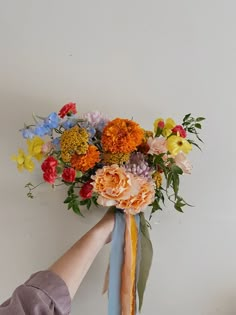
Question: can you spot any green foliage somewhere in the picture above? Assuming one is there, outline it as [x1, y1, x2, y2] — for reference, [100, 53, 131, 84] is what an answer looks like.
[182, 114, 205, 145]
[137, 213, 153, 311]
[64, 183, 99, 216]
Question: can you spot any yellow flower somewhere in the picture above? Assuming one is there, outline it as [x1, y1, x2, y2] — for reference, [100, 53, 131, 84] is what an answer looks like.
[153, 171, 163, 188]
[103, 152, 130, 165]
[167, 135, 192, 156]
[154, 118, 176, 137]
[60, 126, 89, 163]
[11, 149, 35, 172]
[27, 136, 45, 161]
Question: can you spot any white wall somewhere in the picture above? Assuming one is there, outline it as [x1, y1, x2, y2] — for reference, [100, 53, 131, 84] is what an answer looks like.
[0, 1, 234, 314]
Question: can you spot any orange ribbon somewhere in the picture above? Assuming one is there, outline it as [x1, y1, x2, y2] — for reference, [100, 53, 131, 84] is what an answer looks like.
[121, 214, 138, 315]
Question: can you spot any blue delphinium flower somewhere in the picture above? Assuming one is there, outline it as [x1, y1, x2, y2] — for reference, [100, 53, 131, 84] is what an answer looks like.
[21, 128, 35, 139]
[45, 112, 59, 129]
[88, 126, 96, 138]
[62, 119, 77, 130]
[34, 123, 51, 137]
[52, 137, 61, 151]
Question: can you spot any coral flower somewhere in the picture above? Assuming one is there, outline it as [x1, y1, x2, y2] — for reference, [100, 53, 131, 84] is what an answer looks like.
[167, 135, 192, 156]
[71, 145, 100, 172]
[92, 164, 139, 207]
[118, 177, 155, 214]
[101, 118, 144, 153]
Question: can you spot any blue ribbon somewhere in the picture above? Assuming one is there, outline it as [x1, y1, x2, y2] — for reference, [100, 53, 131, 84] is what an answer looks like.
[108, 212, 141, 315]
[108, 211, 126, 315]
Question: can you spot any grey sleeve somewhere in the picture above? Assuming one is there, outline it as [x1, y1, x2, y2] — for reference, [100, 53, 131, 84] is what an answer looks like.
[0, 270, 71, 315]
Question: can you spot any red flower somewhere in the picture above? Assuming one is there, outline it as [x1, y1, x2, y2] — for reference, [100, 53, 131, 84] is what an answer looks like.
[80, 181, 93, 199]
[62, 168, 76, 183]
[58, 102, 77, 118]
[172, 125, 187, 138]
[41, 156, 58, 172]
[157, 120, 165, 129]
[41, 157, 58, 184]
[43, 169, 57, 184]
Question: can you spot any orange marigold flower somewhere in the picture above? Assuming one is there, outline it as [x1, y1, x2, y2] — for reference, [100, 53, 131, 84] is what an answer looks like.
[71, 145, 100, 172]
[101, 118, 144, 153]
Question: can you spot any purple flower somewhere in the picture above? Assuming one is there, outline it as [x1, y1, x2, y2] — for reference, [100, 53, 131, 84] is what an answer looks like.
[125, 152, 153, 179]
[82, 111, 109, 132]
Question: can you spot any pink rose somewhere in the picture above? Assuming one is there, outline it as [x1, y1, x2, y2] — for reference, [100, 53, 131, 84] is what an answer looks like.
[147, 137, 167, 155]
[174, 152, 192, 174]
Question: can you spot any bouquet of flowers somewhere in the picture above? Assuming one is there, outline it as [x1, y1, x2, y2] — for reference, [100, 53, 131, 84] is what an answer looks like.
[12, 102, 204, 315]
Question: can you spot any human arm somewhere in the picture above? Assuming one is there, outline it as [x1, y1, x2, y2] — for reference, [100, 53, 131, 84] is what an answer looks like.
[49, 209, 115, 298]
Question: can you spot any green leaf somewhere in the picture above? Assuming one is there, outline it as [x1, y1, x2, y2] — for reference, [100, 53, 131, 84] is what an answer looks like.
[171, 165, 183, 175]
[67, 202, 73, 210]
[138, 213, 153, 312]
[172, 174, 180, 199]
[174, 204, 184, 212]
[72, 201, 84, 216]
[195, 123, 202, 129]
[183, 113, 191, 121]
[188, 139, 202, 151]
[64, 197, 71, 204]
[79, 199, 88, 206]
[167, 173, 173, 188]
[87, 199, 92, 209]
[196, 117, 205, 122]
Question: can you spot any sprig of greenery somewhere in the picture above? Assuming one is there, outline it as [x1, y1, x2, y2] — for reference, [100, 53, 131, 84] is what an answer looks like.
[182, 113, 205, 146]
[25, 182, 44, 199]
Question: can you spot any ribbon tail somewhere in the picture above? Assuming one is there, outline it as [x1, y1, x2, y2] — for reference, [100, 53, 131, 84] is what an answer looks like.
[121, 214, 139, 315]
[108, 212, 126, 315]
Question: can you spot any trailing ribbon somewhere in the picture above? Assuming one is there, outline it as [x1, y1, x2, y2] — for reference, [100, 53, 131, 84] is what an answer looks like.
[108, 211, 140, 315]
[108, 211, 126, 315]
[137, 213, 153, 312]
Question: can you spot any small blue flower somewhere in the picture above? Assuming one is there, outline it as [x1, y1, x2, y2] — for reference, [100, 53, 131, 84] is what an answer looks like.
[88, 126, 96, 138]
[96, 120, 106, 132]
[45, 112, 59, 129]
[52, 137, 61, 151]
[62, 119, 76, 130]
[21, 128, 34, 139]
[34, 123, 51, 137]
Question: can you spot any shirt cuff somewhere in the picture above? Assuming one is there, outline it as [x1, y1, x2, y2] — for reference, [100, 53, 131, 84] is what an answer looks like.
[25, 270, 71, 315]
